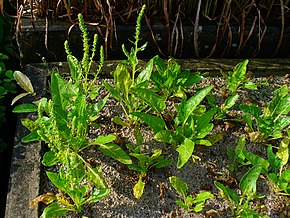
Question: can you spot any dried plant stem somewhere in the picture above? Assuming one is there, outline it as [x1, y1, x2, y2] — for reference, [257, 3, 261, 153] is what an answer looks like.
[194, 0, 201, 57]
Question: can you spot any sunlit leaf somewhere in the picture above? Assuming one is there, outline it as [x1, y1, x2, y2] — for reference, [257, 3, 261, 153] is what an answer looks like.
[169, 176, 188, 197]
[13, 71, 34, 94]
[133, 177, 145, 199]
[176, 138, 195, 168]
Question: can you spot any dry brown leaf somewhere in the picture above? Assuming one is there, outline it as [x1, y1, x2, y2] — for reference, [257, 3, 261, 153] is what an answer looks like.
[30, 192, 56, 208]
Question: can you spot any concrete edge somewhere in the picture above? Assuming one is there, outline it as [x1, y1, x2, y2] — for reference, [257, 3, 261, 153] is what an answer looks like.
[5, 66, 48, 218]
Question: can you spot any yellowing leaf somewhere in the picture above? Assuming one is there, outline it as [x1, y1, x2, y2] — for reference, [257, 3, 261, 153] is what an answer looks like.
[277, 137, 290, 169]
[133, 177, 145, 199]
[13, 71, 35, 94]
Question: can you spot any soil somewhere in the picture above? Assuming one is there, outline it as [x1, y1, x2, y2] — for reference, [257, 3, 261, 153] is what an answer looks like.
[40, 74, 290, 218]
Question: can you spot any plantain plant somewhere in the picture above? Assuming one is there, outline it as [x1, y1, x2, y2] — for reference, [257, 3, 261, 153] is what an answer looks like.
[103, 5, 166, 126]
[169, 176, 213, 212]
[240, 84, 290, 143]
[12, 13, 119, 217]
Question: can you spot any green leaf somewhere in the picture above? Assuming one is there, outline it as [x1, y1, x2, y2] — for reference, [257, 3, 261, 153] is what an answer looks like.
[243, 149, 269, 172]
[46, 171, 68, 192]
[154, 130, 174, 144]
[196, 108, 217, 137]
[176, 138, 195, 168]
[178, 86, 213, 125]
[136, 59, 153, 85]
[13, 103, 38, 113]
[86, 165, 108, 189]
[98, 143, 132, 164]
[169, 176, 188, 197]
[223, 93, 239, 111]
[114, 64, 132, 97]
[131, 112, 165, 133]
[13, 71, 34, 94]
[214, 181, 240, 205]
[244, 81, 257, 90]
[90, 134, 116, 145]
[39, 202, 68, 218]
[103, 80, 122, 102]
[112, 116, 130, 127]
[240, 104, 262, 118]
[276, 137, 290, 168]
[193, 191, 214, 212]
[227, 59, 249, 92]
[87, 188, 110, 204]
[133, 177, 145, 199]
[276, 116, 290, 131]
[239, 166, 262, 196]
[267, 146, 282, 174]
[42, 151, 59, 167]
[131, 88, 166, 114]
[21, 131, 40, 143]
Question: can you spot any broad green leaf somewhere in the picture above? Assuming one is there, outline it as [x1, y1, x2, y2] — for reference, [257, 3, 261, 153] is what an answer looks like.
[51, 71, 69, 111]
[240, 104, 262, 118]
[195, 139, 212, 146]
[178, 86, 213, 125]
[207, 133, 223, 145]
[114, 64, 132, 97]
[193, 191, 214, 203]
[87, 188, 110, 203]
[39, 202, 68, 218]
[239, 166, 262, 196]
[13, 71, 34, 94]
[227, 59, 248, 92]
[214, 181, 240, 205]
[175, 199, 188, 210]
[196, 123, 214, 139]
[13, 103, 38, 113]
[276, 116, 290, 131]
[234, 136, 247, 164]
[133, 177, 145, 199]
[94, 94, 109, 114]
[42, 151, 59, 167]
[244, 81, 257, 90]
[267, 146, 282, 174]
[112, 116, 130, 127]
[129, 153, 148, 167]
[131, 112, 166, 133]
[176, 138, 195, 168]
[223, 93, 239, 111]
[46, 171, 68, 192]
[128, 164, 147, 173]
[196, 108, 217, 137]
[103, 80, 122, 102]
[276, 137, 290, 168]
[21, 131, 40, 143]
[86, 165, 108, 189]
[243, 150, 269, 172]
[131, 88, 166, 114]
[183, 73, 202, 87]
[268, 85, 289, 117]
[90, 134, 116, 145]
[133, 127, 144, 147]
[98, 143, 132, 164]
[136, 59, 153, 85]
[193, 191, 214, 212]
[154, 130, 174, 144]
[169, 176, 188, 197]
